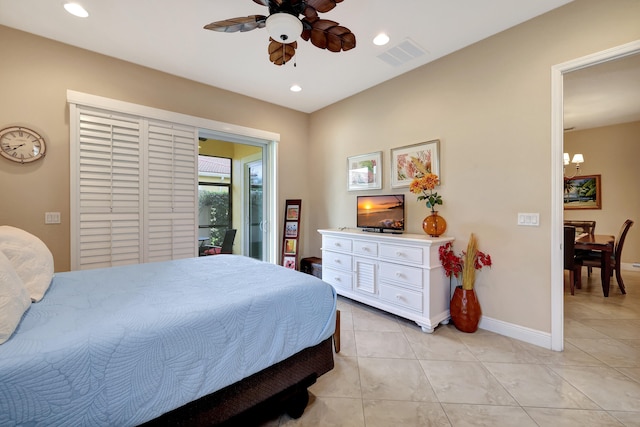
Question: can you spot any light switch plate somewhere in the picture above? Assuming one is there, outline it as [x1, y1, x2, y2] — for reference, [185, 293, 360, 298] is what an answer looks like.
[517, 212, 540, 226]
[45, 212, 61, 224]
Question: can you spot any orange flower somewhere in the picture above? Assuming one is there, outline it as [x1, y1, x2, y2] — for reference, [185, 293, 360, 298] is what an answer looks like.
[410, 173, 439, 193]
[410, 173, 442, 211]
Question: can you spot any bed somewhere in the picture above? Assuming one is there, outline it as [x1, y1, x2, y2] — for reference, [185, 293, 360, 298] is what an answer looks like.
[0, 227, 336, 426]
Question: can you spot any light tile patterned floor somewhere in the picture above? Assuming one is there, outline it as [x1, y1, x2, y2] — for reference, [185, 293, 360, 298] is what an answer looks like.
[266, 270, 640, 426]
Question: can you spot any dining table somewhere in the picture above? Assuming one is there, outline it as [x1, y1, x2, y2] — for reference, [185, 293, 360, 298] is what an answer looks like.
[574, 233, 615, 297]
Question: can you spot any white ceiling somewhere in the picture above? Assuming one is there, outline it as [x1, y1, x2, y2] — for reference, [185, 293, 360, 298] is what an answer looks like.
[1, 0, 574, 114]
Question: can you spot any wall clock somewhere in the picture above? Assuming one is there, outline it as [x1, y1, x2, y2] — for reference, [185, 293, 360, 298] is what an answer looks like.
[0, 126, 47, 163]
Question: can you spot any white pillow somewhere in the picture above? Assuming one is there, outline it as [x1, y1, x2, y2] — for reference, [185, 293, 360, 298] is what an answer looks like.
[0, 226, 54, 302]
[0, 251, 31, 344]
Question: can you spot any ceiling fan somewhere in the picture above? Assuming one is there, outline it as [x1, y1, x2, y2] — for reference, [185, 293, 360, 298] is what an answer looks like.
[204, 0, 356, 66]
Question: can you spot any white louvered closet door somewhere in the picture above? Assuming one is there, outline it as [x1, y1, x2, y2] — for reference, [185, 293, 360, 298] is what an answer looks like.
[76, 109, 142, 269]
[145, 120, 198, 262]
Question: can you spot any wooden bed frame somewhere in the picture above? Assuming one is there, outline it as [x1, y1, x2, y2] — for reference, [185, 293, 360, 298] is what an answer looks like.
[142, 336, 335, 426]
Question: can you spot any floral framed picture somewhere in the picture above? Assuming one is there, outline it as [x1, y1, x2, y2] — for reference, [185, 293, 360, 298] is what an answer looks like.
[347, 151, 382, 191]
[564, 174, 601, 210]
[391, 140, 440, 188]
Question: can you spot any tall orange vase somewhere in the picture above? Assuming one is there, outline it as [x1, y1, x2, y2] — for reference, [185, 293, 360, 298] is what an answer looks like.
[450, 286, 481, 333]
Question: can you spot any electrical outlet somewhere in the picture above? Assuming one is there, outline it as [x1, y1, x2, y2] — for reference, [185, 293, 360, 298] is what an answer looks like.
[517, 213, 540, 227]
[45, 212, 61, 224]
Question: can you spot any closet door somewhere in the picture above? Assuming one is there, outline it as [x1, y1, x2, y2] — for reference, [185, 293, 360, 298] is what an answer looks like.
[74, 109, 142, 269]
[145, 120, 198, 261]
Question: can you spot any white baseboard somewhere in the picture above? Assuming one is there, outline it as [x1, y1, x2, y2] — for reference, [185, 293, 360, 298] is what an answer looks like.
[478, 316, 552, 350]
[621, 262, 640, 271]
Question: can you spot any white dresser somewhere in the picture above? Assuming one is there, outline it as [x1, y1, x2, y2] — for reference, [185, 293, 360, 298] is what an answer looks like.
[318, 229, 454, 333]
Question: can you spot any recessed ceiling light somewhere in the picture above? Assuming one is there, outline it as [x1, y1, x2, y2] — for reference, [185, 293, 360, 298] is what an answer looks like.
[64, 3, 89, 18]
[290, 84, 302, 92]
[373, 33, 390, 46]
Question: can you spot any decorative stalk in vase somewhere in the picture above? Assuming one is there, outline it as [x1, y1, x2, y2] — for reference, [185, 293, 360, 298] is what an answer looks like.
[439, 234, 492, 332]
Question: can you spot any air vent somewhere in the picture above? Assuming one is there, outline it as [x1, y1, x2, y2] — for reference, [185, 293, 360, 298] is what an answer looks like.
[377, 38, 428, 67]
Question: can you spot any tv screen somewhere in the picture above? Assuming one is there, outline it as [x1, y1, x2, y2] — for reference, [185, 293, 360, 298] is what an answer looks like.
[357, 195, 405, 233]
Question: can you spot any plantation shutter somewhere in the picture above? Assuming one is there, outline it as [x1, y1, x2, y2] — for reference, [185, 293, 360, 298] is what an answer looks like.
[71, 106, 198, 270]
[76, 109, 142, 269]
[145, 121, 198, 262]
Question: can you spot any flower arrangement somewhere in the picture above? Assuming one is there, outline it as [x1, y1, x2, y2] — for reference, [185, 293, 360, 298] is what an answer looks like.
[438, 233, 492, 290]
[409, 172, 442, 213]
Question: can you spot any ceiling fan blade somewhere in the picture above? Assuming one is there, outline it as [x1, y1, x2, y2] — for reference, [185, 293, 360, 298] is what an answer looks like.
[306, 0, 343, 14]
[268, 39, 298, 66]
[252, 0, 270, 5]
[307, 19, 356, 52]
[204, 15, 267, 32]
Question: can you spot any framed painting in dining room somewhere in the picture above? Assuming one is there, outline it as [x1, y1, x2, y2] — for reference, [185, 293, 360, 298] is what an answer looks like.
[564, 174, 601, 210]
[347, 151, 382, 191]
[391, 139, 440, 188]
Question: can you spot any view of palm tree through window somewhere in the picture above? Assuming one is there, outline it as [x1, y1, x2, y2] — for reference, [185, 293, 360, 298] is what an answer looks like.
[198, 156, 231, 254]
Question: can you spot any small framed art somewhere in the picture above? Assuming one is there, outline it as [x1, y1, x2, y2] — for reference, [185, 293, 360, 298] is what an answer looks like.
[390, 140, 440, 188]
[281, 199, 302, 270]
[347, 151, 382, 191]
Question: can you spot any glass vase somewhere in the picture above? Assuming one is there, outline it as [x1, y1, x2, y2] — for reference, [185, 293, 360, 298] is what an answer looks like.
[423, 211, 446, 237]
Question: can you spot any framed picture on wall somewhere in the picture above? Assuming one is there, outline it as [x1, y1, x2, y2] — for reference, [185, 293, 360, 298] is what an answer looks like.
[391, 139, 440, 188]
[564, 174, 601, 210]
[347, 151, 382, 191]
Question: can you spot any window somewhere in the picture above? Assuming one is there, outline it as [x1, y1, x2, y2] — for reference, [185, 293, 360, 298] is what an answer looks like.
[198, 156, 232, 247]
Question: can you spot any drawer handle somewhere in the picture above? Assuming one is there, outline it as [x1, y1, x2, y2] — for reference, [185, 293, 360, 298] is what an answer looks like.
[396, 294, 404, 300]
[363, 247, 370, 252]
[395, 251, 405, 257]
[334, 242, 341, 247]
[334, 277, 341, 282]
[395, 272, 404, 278]
[334, 259, 341, 264]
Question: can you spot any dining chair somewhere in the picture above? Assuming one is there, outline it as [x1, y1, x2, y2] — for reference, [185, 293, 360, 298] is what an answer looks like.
[564, 220, 596, 274]
[563, 220, 596, 236]
[563, 225, 582, 295]
[581, 219, 633, 294]
[203, 229, 237, 255]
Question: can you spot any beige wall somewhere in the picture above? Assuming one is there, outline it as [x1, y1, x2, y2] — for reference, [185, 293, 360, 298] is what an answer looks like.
[564, 121, 640, 264]
[0, 25, 310, 271]
[307, 0, 640, 333]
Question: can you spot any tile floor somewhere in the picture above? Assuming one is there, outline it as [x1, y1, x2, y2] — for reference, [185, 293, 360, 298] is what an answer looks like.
[266, 269, 640, 426]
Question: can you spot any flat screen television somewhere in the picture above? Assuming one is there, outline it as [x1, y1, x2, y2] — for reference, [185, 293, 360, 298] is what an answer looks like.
[357, 195, 405, 233]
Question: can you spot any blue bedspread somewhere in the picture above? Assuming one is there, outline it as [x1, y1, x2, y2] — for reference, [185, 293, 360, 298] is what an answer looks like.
[0, 255, 336, 426]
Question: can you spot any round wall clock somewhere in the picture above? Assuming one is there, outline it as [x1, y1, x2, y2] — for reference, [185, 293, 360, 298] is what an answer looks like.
[0, 126, 47, 164]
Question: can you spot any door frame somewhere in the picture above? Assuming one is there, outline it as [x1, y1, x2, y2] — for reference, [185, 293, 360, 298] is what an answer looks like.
[550, 40, 640, 351]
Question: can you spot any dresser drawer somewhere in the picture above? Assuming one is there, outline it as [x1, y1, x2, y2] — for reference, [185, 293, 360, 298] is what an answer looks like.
[324, 236, 353, 253]
[322, 266, 352, 291]
[379, 261, 423, 289]
[379, 283, 422, 312]
[353, 239, 378, 257]
[379, 243, 424, 265]
[323, 251, 352, 272]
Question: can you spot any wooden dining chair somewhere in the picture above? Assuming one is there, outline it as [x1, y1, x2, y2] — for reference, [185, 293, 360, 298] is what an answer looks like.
[563, 225, 582, 295]
[580, 219, 633, 294]
[563, 220, 596, 236]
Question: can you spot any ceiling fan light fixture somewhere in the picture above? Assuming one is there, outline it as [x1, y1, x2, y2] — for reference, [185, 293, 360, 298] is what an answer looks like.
[290, 84, 302, 92]
[266, 13, 302, 43]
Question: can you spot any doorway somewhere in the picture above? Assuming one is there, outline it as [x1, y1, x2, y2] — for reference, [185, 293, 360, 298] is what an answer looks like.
[198, 130, 277, 264]
[550, 40, 640, 351]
